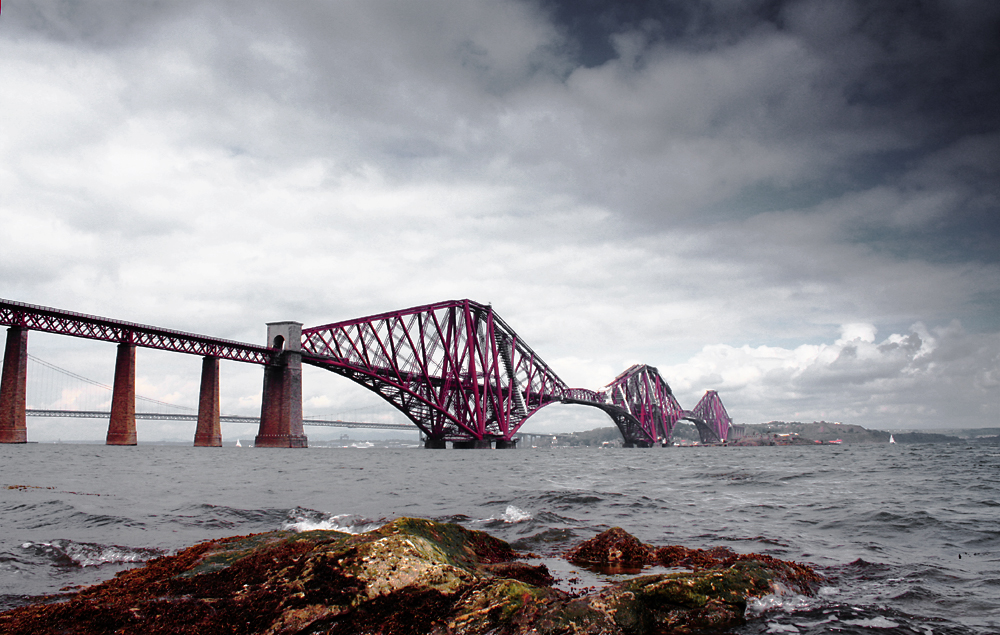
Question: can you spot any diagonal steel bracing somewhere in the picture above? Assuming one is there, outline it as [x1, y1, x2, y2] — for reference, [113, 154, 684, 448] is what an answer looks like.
[598, 364, 685, 446]
[301, 300, 572, 442]
[690, 390, 733, 443]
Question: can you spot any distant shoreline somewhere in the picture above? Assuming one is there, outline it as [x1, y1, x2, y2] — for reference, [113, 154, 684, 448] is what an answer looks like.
[10, 423, 998, 447]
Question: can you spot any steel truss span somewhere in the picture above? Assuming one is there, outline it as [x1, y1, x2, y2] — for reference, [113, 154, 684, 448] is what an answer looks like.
[689, 390, 733, 444]
[0, 299, 273, 364]
[300, 300, 734, 446]
[301, 300, 571, 443]
[598, 364, 684, 446]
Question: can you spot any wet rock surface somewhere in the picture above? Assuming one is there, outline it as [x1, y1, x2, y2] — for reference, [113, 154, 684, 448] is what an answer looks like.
[564, 526, 655, 567]
[0, 519, 820, 634]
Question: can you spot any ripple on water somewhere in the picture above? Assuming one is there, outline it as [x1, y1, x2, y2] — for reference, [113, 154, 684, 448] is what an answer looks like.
[20, 539, 164, 568]
[164, 503, 290, 530]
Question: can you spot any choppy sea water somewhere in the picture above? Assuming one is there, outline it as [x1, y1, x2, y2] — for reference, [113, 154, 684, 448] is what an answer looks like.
[1, 442, 997, 634]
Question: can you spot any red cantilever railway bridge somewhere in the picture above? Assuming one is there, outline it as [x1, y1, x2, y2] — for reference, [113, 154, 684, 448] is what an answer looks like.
[1, 298, 732, 448]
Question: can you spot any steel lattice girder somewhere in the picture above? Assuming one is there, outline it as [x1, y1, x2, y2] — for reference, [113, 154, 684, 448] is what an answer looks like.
[691, 390, 733, 443]
[301, 300, 572, 441]
[600, 364, 684, 445]
[0, 299, 274, 364]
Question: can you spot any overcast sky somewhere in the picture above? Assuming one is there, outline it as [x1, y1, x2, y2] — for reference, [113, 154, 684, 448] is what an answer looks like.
[2, 0, 998, 441]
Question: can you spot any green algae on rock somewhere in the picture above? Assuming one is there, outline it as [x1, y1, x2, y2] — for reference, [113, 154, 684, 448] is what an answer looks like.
[0, 518, 820, 635]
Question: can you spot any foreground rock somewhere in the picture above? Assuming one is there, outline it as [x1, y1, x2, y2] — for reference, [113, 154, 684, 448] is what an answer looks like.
[564, 526, 654, 567]
[566, 527, 820, 595]
[0, 519, 820, 634]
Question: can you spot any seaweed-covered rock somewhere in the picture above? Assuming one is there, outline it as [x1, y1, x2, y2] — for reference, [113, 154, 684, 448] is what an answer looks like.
[655, 544, 737, 569]
[0, 518, 820, 635]
[564, 526, 655, 566]
[570, 527, 821, 599]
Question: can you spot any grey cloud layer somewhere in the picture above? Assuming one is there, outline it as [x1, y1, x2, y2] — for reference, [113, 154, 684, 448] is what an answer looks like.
[1, 0, 997, 434]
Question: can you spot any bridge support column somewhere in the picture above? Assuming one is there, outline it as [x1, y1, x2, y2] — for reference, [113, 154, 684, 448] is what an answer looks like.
[193, 356, 221, 447]
[453, 439, 492, 449]
[495, 439, 517, 449]
[424, 438, 447, 449]
[106, 343, 137, 445]
[256, 322, 307, 448]
[0, 327, 28, 443]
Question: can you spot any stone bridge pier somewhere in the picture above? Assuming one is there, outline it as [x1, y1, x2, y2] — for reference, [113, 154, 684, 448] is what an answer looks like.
[255, 322, 308, 448]
[105, 343, 137, 445]
[0, 327, 28, 443]
[193, 356, 222, 447]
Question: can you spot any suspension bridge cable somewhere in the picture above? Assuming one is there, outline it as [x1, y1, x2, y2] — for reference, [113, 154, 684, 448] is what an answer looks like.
[27, 354, 196, 411]
[25, 355, 403, 423]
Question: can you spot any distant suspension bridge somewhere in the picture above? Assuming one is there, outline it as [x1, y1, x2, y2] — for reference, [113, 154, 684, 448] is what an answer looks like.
[23, 354, 413, 432]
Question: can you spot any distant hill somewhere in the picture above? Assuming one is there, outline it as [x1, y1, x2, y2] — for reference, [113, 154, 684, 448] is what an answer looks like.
[554, 426, 621, 447]
[736, 422, 1000, 444]
[545, 421, 998, 447]
[924, 427, 1000, 439]
[740, 421, 889, 443]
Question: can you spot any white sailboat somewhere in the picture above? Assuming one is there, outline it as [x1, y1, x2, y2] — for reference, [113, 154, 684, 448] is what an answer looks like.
[889, 435, 895, 444]
[236, 439, 242, 447]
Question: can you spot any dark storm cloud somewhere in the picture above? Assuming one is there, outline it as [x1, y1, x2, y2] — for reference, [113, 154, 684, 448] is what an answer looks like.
[544, 0, 1000, 261]
[547, 0, 1000, 137]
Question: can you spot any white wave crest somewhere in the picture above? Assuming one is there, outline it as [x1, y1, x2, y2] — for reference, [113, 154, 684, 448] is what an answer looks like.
[500, 505, 532, 523]
[746, 591, 812, 616]
[471, 504, 533, 525]
[282, 509, 382, 534]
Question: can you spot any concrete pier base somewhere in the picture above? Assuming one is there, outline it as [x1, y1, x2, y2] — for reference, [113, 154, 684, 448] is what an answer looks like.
[0, 327, 28, 443]
[495, 439, 517, 449]
[255, 322, 307, 448]
[193, 356, 221, 447]
[453, 439, 493, 449]
[424, 438, 447, 449]
[106, 343, 137, 445]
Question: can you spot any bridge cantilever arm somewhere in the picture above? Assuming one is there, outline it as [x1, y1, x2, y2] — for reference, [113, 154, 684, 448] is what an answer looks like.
[299, 354, 483, 438]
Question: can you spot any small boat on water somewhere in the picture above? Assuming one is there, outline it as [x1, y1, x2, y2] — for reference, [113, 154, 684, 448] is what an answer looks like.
[889, 435, 896, 444]
[235, 439, 242, 447]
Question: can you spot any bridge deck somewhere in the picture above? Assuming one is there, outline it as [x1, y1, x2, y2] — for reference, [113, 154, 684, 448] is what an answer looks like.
[1, 299, 274, 364]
